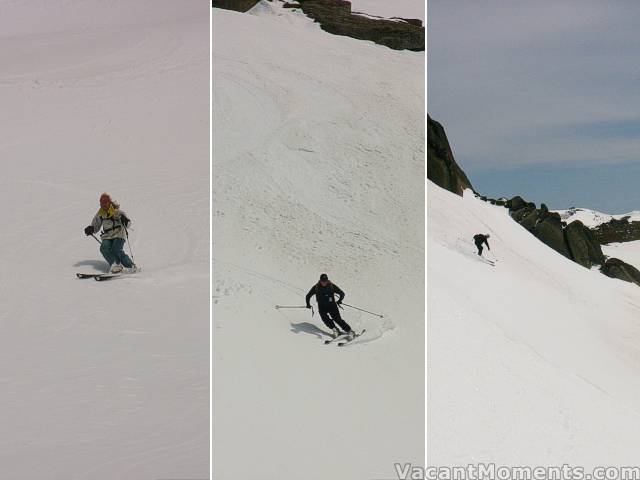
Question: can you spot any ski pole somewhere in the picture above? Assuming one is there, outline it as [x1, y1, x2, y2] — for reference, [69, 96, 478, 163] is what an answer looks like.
[341, 303, 384, 318]
[91, 234, 102, 245]
[124, 225, 135, 264]
[274, 305, 314, 317]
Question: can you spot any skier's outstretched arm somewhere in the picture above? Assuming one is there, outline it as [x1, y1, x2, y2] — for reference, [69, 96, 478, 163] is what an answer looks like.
[305, 285, 316, 308]
[485, 239, 490, 250]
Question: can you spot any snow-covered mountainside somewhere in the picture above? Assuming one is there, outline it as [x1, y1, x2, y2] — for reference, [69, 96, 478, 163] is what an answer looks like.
[556, 207, 640, 227]
[0, 2, 209, 478]
[213, 3, 424, 479]
[428, 182, 640, 466]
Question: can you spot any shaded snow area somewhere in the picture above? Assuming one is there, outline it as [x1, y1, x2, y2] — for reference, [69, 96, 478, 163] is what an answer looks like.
[556, 207, 640, 227]
[350, 0, 425, 22]
[0, 1, 209, 478]
[428, 182, 640, 467]
[213, 4, 424, 479]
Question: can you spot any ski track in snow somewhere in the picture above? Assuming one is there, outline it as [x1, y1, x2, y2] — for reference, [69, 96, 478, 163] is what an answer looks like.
[0, 2, 209, 478]
[429, 182, 640, 466]
[213, 3, 424, 479]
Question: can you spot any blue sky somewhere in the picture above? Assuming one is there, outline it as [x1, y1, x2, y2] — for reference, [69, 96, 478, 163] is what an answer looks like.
[428, 0, 640, 212]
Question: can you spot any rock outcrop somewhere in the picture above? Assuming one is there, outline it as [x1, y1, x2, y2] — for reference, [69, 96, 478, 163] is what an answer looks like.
[601, 258, 640, 286]
[213, 0, 425, 51]
[592, 216, 640, 244]
[564, 220, 606, 268]
[504, 195, 605, 267]
[212, 0, 261, 12]
[297, 0, 424, 51]
[427, 115, 473, 196]
[531, 212, 572, 259]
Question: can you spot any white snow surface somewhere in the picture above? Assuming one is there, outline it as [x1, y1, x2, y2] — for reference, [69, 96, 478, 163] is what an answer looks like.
[602, 241, 640, 269]
[428, 182, 640, 466]
[213, 4, 424, 480]
[556, 207, 640, 227]
[0, 2, 209, 478]
[350, 0, 425, 22]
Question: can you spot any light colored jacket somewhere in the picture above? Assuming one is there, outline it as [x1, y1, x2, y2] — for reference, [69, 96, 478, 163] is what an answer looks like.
[90, 205, 129, 240]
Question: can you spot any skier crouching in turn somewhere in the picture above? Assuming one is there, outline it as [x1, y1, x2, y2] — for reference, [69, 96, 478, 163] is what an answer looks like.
[306, 273, 354, 339]
[84, 193, 136, 274]
[473, 233, 491, 256]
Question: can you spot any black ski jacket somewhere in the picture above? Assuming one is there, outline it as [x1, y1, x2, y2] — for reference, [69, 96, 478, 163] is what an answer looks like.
[473, 234, 490, 248]
[306, 282, 345, 309]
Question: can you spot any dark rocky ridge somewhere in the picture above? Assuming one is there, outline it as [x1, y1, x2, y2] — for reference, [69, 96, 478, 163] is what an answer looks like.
[496, 194, 640, 284]
[297, 0, 424, 51]
[476, 190, 640, 286]
[592, 217, 640, 244]
[212, 0, 261, 12]
[212, 0, 425, 51]
[565, 220, 605, 269]
[427, 115, 473, 196]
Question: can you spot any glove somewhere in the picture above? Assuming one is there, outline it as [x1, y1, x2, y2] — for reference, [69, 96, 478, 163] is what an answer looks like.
[84, 225, 95, 236]
[306, 304, 311, 309]
[120, 214, 130, 227]
[337, 299, 343, 305]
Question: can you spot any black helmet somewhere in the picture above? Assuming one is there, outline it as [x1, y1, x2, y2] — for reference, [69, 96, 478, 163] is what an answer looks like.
[319, 273, 329, 281]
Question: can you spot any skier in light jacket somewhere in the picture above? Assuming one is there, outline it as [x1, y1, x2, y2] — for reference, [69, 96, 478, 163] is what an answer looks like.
[84, 193, 136, 273]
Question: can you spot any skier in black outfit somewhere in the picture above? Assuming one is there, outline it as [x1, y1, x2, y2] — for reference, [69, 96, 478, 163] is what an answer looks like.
[306, 273, 354, 339]
[473, 233, 491, 256]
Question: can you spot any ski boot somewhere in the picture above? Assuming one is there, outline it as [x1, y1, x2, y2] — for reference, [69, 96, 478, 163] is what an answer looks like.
[110, 263, 123, 274]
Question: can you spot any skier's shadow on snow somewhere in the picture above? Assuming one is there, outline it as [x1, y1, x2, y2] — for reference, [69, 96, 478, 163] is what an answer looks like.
[73, 259, 108, 270]
[290, 322, 328, 339]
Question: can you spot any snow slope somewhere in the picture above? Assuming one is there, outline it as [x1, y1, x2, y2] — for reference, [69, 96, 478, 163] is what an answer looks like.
[428, 182, 640, 466]
[602, 241, 640, 269]
[556, 207, 640, 227]
[0, 2, 209, 478]
[213, 3, 424, 479]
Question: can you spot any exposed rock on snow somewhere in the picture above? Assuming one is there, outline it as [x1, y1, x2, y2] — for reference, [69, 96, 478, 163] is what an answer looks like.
[564, 220, 605, 269]
[531, 212, 572, 259]
[427, 115, 474, 195]
[297, 0, 425, 51]
[601, 257, 640, 286]
[212, 0, 261, 12]
[593, 216, 640, 244]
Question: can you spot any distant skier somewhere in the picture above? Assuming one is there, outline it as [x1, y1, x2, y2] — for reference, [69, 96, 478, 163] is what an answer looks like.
[84, 193, 136, 274]
[473, 233, 491, 256]
[306, 274, 354, 339]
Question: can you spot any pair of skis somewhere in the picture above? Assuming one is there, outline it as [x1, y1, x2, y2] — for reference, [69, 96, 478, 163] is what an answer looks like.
[76, 272, 123, 282]
[474, 251, 496, 267]
[323, 329, 366, 347]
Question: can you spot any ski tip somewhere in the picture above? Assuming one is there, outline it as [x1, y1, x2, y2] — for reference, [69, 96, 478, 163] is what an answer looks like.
[94, 274, 119, 281]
